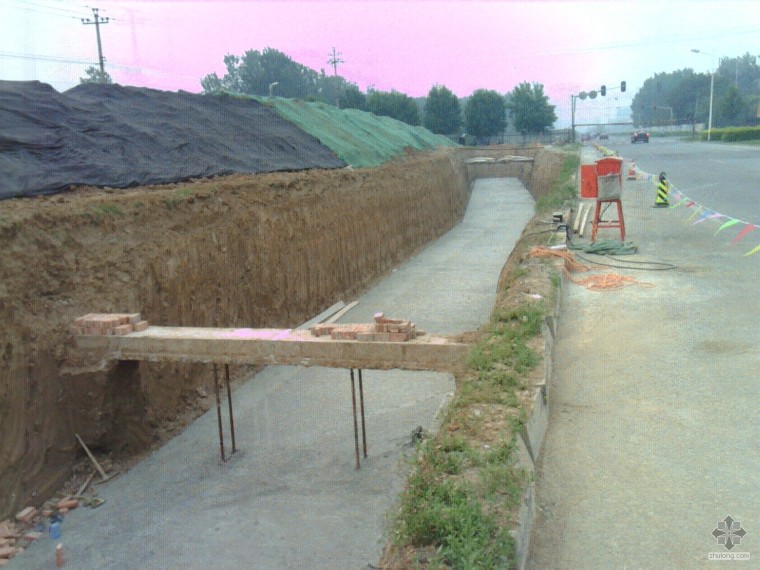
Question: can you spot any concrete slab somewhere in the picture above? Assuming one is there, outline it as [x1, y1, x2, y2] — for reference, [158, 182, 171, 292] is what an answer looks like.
[11, 178, 535, 569]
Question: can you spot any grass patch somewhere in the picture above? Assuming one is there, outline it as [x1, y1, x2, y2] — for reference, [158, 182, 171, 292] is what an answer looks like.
[389, 302, 545, 568]
[88, 203, 124, 224]
[535, 153, 580, 212]
[162, 185, 210, 209]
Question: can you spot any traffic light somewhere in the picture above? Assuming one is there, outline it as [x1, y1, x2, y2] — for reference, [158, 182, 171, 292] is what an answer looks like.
[601, 85, 606, 96]
[621, 81, 626, 92]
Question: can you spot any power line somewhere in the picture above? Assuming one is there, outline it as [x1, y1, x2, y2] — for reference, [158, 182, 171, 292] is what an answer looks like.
[0, 50, 198, 81]
[5, 0, 86, 18]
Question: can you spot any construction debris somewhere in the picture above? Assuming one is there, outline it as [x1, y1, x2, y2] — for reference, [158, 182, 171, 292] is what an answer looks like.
[70, 313, 148, 336]
[309, 312, 423, 342]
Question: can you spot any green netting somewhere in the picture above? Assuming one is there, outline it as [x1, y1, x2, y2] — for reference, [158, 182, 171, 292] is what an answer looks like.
[248, 96, 457, 168]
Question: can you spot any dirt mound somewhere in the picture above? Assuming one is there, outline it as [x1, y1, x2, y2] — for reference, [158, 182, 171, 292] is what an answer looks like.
[0, 81, 345, 199]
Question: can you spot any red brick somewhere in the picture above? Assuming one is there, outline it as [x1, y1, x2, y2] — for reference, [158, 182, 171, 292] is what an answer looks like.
[389, 332, 408, 342]
[133, 320, 149, 332]
[0, 522, 16, 540]
[57, 498, 78, 510]
[115, 324, 134, 336]
[22, 531, 41, 542]
[14, 507, 36, 524]
[356, 333, 375, 342]
[74, 314, 94, 326]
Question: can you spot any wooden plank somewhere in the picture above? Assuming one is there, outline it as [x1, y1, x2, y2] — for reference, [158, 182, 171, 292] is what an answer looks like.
[573, 203, 586, 234]
[324, 301, 359, 324]
[579, 202, 593, 237]
[296, 301, 346, 330]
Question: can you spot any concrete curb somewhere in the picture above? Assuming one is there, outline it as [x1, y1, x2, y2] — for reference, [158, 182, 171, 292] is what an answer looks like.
[510, 272, 561, 570]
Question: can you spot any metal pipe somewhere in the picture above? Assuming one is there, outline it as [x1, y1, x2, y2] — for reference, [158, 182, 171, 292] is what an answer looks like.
[358, 369, 367, 458]
[213, 364, 226, 462]
[224, 364, 237, 454]
[350, 369, 360, 469]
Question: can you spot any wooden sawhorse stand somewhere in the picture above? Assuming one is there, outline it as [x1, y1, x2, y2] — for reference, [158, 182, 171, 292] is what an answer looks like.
[591, 198, 625, 241]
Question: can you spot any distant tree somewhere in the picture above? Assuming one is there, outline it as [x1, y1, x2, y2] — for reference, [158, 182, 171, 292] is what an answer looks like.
[80, 66, 112, 84]
[200, 48, 321, 98]
[366, 90, 420, 125]
[423, 85, 461, 134]
[339, 85, 366, 110]
[720, 84, 744, 126]
[743, 95, 760, 125]
[464, 89, 506, 140]
[716, 52, 760, 97]
[630, 68, 742, 126]
[506, 82, 556, 134]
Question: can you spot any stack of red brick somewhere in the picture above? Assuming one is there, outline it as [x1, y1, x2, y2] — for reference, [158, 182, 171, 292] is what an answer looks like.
[310, 312, 424, 342]
[0, 496, 86, 564]
[71, 313, 149, 336]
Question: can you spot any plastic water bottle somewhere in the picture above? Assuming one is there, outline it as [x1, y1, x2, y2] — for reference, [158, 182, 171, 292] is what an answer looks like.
[49, 521, 61, 539]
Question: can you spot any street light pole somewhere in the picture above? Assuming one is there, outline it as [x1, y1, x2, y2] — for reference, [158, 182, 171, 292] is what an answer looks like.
[571, 94, 576, 143]
[691, 48, 715, 141]
[707, 71, 714, 141]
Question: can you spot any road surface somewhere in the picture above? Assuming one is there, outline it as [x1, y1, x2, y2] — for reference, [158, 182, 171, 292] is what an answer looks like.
[528, 142, 759, 568]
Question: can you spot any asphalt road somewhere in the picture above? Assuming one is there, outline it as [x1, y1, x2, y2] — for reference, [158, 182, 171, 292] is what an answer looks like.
[528, 143, 759, 568]
[605, 135, 760, 224]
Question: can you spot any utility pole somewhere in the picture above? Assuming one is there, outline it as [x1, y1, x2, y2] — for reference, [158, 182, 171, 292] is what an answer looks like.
[327, 47, 344, 108]
[327, 47, 343, 76]
[81, 7, 110, 82]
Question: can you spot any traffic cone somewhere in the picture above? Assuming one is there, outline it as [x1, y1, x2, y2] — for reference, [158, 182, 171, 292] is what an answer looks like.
[627, 162, 637, 180]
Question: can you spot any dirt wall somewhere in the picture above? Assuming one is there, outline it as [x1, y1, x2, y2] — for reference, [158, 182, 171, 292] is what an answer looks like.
[0, 146, 566, 518]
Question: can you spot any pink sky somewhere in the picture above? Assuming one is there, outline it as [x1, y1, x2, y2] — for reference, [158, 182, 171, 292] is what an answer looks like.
[3, 1, 760, 125]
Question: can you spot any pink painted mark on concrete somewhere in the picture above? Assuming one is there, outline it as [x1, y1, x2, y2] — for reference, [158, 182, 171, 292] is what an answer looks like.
[220, 329, 300, 341]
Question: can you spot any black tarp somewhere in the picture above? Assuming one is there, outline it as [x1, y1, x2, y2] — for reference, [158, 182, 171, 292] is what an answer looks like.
[0, 81, 346, 199]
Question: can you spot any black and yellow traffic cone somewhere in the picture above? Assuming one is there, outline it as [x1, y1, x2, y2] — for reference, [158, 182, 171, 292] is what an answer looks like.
[655, 172, 670, 207]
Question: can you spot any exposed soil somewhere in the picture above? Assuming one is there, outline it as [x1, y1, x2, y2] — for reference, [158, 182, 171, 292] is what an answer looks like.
[0, 145, 565, 521]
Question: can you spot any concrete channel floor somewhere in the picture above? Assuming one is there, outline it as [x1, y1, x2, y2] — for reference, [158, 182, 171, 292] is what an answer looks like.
[528, 148, 759, 568]
[11, 178, 535, 570]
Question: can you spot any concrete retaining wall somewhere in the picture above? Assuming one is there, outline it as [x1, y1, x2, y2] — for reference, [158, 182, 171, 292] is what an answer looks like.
[511, 279, 561, 570]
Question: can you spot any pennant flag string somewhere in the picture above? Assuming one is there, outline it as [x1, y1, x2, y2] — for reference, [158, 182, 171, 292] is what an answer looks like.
[730, 224, 758, 245]
[715, 219, 740, 235]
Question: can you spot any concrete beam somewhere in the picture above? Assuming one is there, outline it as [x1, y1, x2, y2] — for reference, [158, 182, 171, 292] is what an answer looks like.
[74, 327, 469, 373]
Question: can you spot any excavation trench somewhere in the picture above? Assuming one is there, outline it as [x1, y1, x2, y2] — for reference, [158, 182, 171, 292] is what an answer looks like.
[0, 145, 565, 521]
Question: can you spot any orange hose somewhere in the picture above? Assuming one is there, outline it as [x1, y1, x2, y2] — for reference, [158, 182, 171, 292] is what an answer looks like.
[530, 246, 653, 291]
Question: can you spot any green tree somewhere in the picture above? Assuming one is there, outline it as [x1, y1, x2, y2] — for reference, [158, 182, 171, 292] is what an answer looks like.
[720, 84, 744, 126]
[339, 85, 366, 110]
[366, 90, 420, 125]
[423, 85, 461, 134]
[464, 89, 506, 140]
[200, 48, 321, 98]
[506, 82, 557, 134]
[80, 66, 112, 84]
[717, 52, 760, 97]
